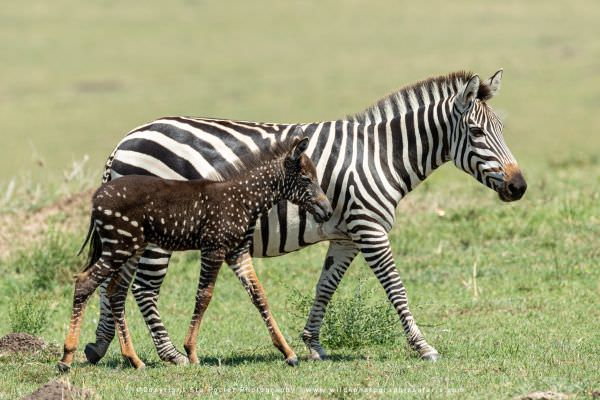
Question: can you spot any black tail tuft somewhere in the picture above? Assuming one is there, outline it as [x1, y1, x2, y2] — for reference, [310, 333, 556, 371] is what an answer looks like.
[78, 216, 102, 271]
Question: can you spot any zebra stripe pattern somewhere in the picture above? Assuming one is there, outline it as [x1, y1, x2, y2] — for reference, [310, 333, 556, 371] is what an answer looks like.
[85, 70, 526, 365]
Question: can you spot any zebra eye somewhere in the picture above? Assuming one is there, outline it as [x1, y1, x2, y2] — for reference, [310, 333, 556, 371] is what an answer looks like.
[469, 127, 485, 137]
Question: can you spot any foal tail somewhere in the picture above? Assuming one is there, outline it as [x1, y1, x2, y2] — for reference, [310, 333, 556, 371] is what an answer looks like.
[78, 216, 102, 271]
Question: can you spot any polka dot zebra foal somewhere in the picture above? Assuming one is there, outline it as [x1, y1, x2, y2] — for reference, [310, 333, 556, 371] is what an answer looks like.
[58, 135, 332, 372]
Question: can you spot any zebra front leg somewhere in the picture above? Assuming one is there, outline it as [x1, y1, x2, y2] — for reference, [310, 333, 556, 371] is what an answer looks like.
[355, 231, 439, 361]
[228, 252, 298, 366]
[183, 252, 223, 364]
[106, 256, 145, 369]
[58, 258, 117, 372]
[130, 246, 188, 365]
[302, 240, 359, 360]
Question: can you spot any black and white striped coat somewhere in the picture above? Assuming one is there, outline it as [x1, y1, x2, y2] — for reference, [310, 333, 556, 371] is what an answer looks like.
[84, 70, 526, 365]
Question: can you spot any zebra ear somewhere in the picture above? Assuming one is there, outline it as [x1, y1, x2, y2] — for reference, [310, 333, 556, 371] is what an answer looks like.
[485, 69, 503, 98]
[456, 74, 480, 111]
[290, 137, 309, 160]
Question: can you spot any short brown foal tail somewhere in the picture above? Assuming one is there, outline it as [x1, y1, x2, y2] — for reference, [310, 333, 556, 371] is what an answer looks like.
[78, 217, 102, 271]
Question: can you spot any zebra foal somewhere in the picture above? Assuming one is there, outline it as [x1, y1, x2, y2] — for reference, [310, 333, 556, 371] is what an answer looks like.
[58, 134, 332, 371]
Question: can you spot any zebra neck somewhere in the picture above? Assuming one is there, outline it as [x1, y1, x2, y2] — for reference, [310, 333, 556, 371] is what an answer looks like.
[384, 104, 452, 195]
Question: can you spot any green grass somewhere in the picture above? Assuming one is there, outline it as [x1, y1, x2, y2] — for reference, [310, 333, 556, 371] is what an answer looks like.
[1, 0, 600, 398]
[0, 163, 598, 399]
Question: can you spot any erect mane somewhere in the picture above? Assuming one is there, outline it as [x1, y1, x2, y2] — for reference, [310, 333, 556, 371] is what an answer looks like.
[209, 136, 298, 182]
[349, 71, 493, 124]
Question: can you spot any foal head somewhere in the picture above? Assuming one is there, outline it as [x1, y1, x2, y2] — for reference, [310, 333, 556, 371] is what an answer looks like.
[282, 137, 333, 223]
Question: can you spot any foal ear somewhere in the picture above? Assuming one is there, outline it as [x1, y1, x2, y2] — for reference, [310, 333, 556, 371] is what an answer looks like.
[290, 137, 309, 160]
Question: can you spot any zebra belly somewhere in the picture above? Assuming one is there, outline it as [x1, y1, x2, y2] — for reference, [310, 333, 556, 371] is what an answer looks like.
[252, 203, 347, 257]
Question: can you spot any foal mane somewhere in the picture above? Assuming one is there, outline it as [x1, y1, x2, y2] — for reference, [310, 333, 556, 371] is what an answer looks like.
[212, 135, 299, 182]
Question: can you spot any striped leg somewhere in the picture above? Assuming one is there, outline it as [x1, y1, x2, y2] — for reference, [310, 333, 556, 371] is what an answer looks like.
[106, 255, 145, 369]
[58, 258, 118, 372]
[84, 279, 115, 364]
[130, 246, 188, 365]
[228, 252, 298, 366]
[356, 231, 439, 360]
[302, 240, 359, 360]
[84, 246, 186, 365]
[84, 257, 137, 364]
[183, 252, 223, 364]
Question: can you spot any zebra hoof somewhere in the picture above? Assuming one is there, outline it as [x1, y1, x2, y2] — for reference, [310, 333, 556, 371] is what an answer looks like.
[308, 349, 327, 361]
[421, 352, 440, 362]
[56, 361, 71, 373]
[285, 356, 299, 367]
[173, 356, 189, 366]
[84, 343, 104, 364]
[164, 353, 189, 366]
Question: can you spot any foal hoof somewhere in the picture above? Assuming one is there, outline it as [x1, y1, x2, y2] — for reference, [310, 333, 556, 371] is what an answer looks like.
[84, 343, 103, 364]
[285, 356, 299, 367]
[56, 361, 71, 373]
[421, 352, 440, 362]
[135, 362, 146, 370]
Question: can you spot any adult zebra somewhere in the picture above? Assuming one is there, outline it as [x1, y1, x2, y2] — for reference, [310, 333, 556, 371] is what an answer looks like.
[84, 70, 526, 366]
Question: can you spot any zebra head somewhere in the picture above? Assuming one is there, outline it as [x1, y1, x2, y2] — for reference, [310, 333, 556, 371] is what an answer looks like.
[450, 70, 527, 202]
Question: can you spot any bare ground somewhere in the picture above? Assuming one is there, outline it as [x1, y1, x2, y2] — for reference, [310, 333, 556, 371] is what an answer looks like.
[0, 333, 46, 355]
[22, 379, 94, 400]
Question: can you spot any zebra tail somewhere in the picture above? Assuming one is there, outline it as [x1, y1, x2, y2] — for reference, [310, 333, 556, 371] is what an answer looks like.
[78, 217, 102, 271]
[101, 146, 118, 183]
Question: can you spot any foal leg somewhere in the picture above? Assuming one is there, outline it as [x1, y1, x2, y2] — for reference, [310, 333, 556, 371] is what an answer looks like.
[228, 252, 298, 366]
[183, 252, 223, 364]
[58, 258, 116, 372]
[106, 255, 145, 369]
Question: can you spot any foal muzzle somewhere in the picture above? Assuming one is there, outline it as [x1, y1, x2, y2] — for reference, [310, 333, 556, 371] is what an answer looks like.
[310, 194, 333, 223]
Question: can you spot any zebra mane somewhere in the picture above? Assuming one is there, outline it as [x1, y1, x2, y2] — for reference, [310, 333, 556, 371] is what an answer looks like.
[349, 71, 492, 124]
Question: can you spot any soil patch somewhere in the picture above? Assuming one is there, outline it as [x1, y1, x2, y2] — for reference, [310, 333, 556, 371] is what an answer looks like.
[0, 332, 46, 355]
[22, 379, 93, 400]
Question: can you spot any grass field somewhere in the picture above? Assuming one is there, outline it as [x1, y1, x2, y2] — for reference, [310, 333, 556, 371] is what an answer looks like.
[1, 1, 599, 399]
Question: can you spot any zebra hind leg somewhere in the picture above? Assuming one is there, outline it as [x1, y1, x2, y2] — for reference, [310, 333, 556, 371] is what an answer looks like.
[84, 256, 138, 364]
[302, 241, 359, 361]
[131, 246, 188, 365]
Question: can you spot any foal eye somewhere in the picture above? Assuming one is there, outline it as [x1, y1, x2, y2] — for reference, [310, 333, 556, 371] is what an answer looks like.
[469, 127, 485, 137]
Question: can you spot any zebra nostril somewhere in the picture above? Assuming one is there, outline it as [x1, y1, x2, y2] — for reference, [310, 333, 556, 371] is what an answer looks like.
[506, 175, 527, 198]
